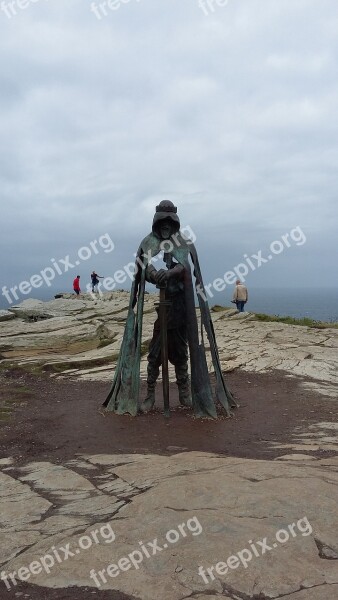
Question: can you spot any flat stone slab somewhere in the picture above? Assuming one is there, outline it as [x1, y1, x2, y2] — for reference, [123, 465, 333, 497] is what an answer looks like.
[275, 454, 318, 461]
[0, 310, 15, 322]
[18, 462, 96, 492]
[0, 472, 52, 528]
[1, 453, 337, 599]
[284, 588, 338, 600]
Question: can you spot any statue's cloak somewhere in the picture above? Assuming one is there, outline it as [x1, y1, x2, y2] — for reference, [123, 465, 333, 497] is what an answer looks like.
[103, 231, 236, 418]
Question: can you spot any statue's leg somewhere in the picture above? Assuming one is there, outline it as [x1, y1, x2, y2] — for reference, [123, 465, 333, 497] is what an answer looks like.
[175, 362, 192, 407]
[140, 331, 160, 413]
[170, 328, 192, 407]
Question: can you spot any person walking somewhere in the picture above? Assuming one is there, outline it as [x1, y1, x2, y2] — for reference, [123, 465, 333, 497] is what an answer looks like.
[91, 271, 104, 293]
[232, 279, 248, 312]
[73, 275, 81, 296]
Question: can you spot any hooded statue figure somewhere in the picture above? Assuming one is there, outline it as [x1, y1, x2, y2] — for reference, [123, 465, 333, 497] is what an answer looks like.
[103, 200, 237, 418]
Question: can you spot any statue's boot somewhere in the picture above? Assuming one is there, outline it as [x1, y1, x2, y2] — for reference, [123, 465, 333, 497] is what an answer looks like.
[139, 384, 156, 413]
[140, 363, 159, 413]
[175, 364, 192, 407]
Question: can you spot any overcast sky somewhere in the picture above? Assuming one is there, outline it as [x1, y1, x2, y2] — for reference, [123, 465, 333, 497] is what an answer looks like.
[1, 0, 337, 306]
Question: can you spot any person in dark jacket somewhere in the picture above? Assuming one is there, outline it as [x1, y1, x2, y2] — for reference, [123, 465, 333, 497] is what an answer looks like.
[91, 271, 104, 293]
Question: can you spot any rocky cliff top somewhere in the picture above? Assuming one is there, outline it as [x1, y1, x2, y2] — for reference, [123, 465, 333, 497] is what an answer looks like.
[1, 292, 337, 398]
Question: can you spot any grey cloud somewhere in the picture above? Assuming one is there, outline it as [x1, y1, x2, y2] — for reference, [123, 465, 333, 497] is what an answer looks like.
[0, 0, 337, 299]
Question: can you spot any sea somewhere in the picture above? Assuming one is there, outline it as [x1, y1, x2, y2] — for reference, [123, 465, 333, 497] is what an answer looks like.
[212, 287, 338, 323]
[0, 286, 337, 323]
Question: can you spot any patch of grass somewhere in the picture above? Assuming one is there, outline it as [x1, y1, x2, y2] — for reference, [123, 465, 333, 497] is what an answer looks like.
[19, 364, 44, 375]
[0, 384, 34, 421]
[42, 353, 120, 373]
[0, 408, 12, 421]
[253, 313, 338, 329]
[9, 385, 34, 395]
[0, 361, 44, 376]
[97, 339, 114, 349]
[211, 305, 231, 312]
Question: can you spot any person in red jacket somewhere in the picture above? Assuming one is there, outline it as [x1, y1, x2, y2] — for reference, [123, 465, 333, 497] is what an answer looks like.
[73, 275, 81, 296]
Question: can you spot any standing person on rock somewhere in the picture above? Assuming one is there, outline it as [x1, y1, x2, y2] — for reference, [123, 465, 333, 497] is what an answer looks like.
[73, 275, 81, 296]
[91, 271, 104, 293]
[232, 279, 248, 312]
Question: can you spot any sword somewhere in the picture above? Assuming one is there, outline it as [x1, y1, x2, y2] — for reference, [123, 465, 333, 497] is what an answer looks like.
[156, 251, 173, 418]
[157, 283, 171, 418]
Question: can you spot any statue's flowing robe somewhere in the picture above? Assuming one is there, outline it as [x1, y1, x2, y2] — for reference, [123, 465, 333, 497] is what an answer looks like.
[103, 231, 236, 418]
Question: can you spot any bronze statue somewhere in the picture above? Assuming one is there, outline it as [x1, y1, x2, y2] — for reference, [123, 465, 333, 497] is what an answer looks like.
[103, 200, 236, 418]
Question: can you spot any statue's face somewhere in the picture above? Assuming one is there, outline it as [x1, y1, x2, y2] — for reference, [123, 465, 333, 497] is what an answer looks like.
[159, 220, 173, 240]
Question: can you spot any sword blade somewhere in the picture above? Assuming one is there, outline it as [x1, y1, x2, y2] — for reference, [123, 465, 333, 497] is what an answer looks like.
[159, 286, 170, 417]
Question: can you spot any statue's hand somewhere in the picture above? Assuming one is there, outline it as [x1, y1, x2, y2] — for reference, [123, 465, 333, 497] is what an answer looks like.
[155, 269, 169, 285]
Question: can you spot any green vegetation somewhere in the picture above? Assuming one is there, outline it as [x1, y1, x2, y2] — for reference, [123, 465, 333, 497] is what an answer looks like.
[9, 385, 34, 395]
[0, 407, 12, 421]
[0, 383, 35, 421]
[211, 305, 233, 312]
[97, 339, 114, 349]
[253, 313, 338, 329]
[41, 353, 120, 373]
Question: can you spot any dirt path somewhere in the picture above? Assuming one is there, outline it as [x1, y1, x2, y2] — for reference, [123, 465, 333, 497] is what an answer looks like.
[0, 367, 336, 465]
